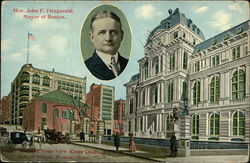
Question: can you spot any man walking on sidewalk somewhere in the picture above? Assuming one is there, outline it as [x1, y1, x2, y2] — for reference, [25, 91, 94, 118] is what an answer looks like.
[114, 132, 120, 151]
[170, 132, 177, 157]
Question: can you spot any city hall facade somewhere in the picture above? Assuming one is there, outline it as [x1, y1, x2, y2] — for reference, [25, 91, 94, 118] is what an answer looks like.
[124, 8, 250, 143]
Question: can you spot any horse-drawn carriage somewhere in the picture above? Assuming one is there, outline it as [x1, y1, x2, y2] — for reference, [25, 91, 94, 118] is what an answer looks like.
[44, 129, 71, 144]
[4, 132, 35, 150]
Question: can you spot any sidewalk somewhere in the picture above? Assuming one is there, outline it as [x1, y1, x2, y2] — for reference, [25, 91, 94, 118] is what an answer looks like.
[71, 140, 249, 163]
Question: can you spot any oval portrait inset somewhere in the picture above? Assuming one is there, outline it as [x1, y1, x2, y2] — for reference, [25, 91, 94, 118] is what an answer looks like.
[80, 4, 132, 81]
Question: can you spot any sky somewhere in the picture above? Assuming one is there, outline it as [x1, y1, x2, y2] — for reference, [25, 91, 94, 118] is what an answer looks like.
[1, 1, 249, 100]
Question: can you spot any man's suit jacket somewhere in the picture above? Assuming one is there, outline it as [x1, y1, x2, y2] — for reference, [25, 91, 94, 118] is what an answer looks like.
[85, 51, 128, 80]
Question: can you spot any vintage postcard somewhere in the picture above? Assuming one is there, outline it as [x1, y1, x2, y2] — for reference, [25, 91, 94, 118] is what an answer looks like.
[1, 1, 249, 162]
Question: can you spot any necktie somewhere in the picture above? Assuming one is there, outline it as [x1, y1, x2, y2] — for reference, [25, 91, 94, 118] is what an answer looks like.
[109, 57, 120, 76]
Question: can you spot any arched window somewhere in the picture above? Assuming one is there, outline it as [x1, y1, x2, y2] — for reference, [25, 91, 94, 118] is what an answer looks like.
[183, 51, 188, 70]
[232, 70, 245, 100]
[192, 114, 199, 135]
[144, 62, 148, 80]
[210, 113, 220, 135]
[193, 81, 200, 105]
[41, 103, 47, 113]
[54, 109, 59, 118]
[170, 52, 175, 71]
[210, 76, 220, 102]
[168, 83, 173, 103]
[166, 114, 173, 131]
[20, 72, 30, 83]
[32, 74, 40, 85]
[233, 111, 245, 136]
[43, 76, 50, 87]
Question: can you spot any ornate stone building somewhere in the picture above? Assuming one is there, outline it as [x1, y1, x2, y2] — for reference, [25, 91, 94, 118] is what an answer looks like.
[124, 8, 250, 143]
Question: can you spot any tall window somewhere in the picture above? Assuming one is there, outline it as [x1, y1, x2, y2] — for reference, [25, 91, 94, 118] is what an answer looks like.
[182, 82, 188, 99]
[210, 76, 220, 102]
[54, 109, 59, 118]
[232, 70, 245, 100]
[41, 103, 47, 113]
[193, 81, 200, 105]
[183, 51, 188, 69]
[232, 46, 240, 60]
[233, 111, 245, 136]
[168, 83, 173, 103]
[210, 113, 220, 135]
[142, 89, 146, 106]
[192, 114, 199, 135]
[170, 52, 175, 71]
[195, 61, 200, 72]
[212, 55, 220, 67]
[153, 58, 159, 75]
[144, 62, 148, 80]
[32, 74, 40, 85]
[129, 99, 133, 114]
[42, 76, 50, 86]
[151, 85, 158, 105]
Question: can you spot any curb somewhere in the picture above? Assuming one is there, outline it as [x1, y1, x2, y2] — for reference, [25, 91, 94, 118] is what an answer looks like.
[71, 142, 165, 162]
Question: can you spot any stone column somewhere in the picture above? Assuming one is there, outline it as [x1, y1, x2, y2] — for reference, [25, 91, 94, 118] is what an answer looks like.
[200, 78, 204, 103]
[156, 114, 159, 132]
[159, 114, 162, 132]
[175, 77, 180, 101]
[203, 76, 208, 105]
[157, 83, 161, 103]
[161, 82, 165, 103]
[149, 59, 152, 78]
[162, 54, 166, 75]
[224, 70, 230, 104]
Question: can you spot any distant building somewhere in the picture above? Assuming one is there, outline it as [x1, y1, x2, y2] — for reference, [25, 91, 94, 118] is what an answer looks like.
[124, 8, 250, 143]
[0, 93, 12, 124]
[86, 84, 114, 136]
[23, 90, 89, 134]
[10, 64, 86, 125]
[113, 100, 125, 134]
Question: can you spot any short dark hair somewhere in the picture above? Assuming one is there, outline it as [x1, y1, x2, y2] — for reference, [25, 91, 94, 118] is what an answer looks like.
[90, 10, 122, 31]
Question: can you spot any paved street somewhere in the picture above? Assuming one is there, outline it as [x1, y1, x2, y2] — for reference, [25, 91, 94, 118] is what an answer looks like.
[0, 139, 153, 162]
[1, 136, 249, 163]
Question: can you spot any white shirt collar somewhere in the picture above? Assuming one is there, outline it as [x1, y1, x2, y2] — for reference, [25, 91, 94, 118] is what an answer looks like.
[96, 50, 118, 69]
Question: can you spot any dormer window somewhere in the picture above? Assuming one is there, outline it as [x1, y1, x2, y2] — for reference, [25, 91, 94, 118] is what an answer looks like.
[174, 31, 178, 39]
[224, 34, 229, 41]
[236, 27, 243, 35]
[212, 40, 217, 46]
[167, 22, 171, 28]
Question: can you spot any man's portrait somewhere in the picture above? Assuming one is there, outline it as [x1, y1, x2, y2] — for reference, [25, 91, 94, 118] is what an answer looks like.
[81, 5, 131, 80]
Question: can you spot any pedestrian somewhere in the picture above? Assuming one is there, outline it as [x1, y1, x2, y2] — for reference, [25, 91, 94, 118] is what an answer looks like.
[114, 132, 120, 151]
[128, 133, 136, 152]
[80, 131, 85, 142]
[170, 133, 178, 157]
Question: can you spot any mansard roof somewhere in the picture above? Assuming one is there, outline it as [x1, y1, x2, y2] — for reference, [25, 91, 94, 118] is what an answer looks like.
[194, 20, 249, 54]
[36, 90, 88, 108]
[146, 8, 205, 45]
